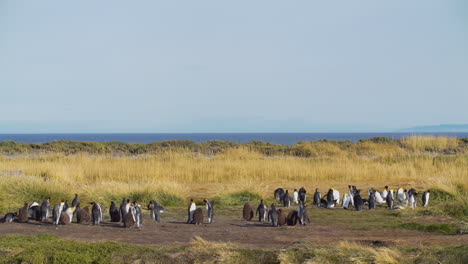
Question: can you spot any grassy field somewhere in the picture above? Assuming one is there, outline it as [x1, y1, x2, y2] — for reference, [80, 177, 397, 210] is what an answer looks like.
[0, 234, 466, 264]
[0, 136, 467, 216]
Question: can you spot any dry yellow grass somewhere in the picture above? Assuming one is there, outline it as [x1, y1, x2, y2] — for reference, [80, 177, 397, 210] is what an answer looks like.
[0, 137, 466, 211]
[401, 135, 459, 152]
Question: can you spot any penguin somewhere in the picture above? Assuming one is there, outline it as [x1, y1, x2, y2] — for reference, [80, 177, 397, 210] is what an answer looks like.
[283, 190, 291, 207]
[397, 188, 405, 203]
[120, 198, 128, 223]
[109, 201, 121, 222]
[18, 202, 29, 223]
[90, 202, 102, 225]
[187, 199, 196, 224]
[342, 194, 351, 209]
[313, 188, 321, 207]
[297, 201, 309, 225]
[286, 210, 298, 226]
[77, 205, 91, 223]
[354, 189, 364, 211]
[326, 189, 335, 208]
[408, 192, 417, 209]
[148, 200, 164, 222]
[193, 208, 203, 225]
[381, 186, 389, 199]
[368, 190, 376, 210]
[292, 189, 299, 204]
[60, 212, 70, 225]
[348, 185, 355, 207]
[274, 188, 285, 204]
[63, 201, 69, 212]
[52, 201, 65, 225]
[75, 205, 81, 222]
[71, 194, 80, 207]
[332, 189, 340, 205]
[386, 190, 394, 209]
[204, 199, 214, 224]
[133, 202, 143, 228]
[256, 199, 268, 222]
[28, 202, 39, 219]
[298, 187, 307, 203]
[63, 206, 75, 224]
[374, 190, 385, 204]
[407, 188, 416, 197]
[278, 209, 287, 226]
[2, 212, 16, 223]
[422, 190, 430, 207]
[124, 206, 135, 228]
[242, 202, 254, 221]
[40, 197, 51, 222]
[268, 204, 278, 227]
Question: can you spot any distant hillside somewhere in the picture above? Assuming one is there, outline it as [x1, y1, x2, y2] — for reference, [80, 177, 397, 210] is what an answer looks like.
[400, 124, 468, 132]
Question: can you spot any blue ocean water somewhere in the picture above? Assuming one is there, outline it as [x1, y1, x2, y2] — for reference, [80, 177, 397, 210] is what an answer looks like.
[0, 133, 467, 145]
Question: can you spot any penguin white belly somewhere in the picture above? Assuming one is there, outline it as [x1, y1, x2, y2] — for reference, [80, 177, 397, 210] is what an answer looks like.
[342, 194, 350, 208]
[424, 193, 430, 207]
[375, 192, 385, 203]
[333, 190, 340, 204]
[381, 190, 388, 199]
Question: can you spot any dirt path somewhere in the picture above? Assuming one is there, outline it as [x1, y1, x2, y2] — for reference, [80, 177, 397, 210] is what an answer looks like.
[0, 217, 466, 248]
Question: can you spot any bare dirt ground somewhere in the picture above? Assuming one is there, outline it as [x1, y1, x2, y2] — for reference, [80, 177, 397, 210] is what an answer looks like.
[1, 207, 467, 249]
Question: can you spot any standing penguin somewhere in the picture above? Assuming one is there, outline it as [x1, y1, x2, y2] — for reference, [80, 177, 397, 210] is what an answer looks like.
[283, 190, 291, 207]
[52, 201, 65, 225]
[63, 206, 75, 224]
[354, 190, 364, 211]
[193, 208, 203, 225]
[381, 186, 389, 199]
[204, 199, 214, 224]
[124, 205, 135, 228]
[120, 198, 128, 223]
[77, 205, 91, 223]
[342, 194, 351, 209]
[256, 199, 268, 222]
[40, 197, 51, 222]
[408, 192, 417, 208]
[133, 202, 143, 228]
[332, 189, 340, 205]
[386, 190, 394, 209]
[298, 187, 307, 203]
[71, 194, 80, 207]
[422, 190, 430, 207]
[374, 190, 385, 204]
[278, 209, 287, 226]
[268, 204, 278, 227]
[313, 188, 321, 207]
[348, 185, 356, 207]
[292, 189, 299, 204]
[242, 202, 254, 221]
[368, 190, 376, 210]
[187, 199, 196, 224]
[297, 201, 309, 225]
[90, 202, 102, 225]
[18, 202, 29, 223]
[148, 200, 164, 222]
[286, 210, 298, 226]
[326, 189, 335, 208]
[109, 201, 121, 222]
[274, 188, 285, 204]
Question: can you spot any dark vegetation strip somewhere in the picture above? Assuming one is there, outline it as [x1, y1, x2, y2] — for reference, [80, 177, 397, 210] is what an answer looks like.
[1, 137, 467, 155]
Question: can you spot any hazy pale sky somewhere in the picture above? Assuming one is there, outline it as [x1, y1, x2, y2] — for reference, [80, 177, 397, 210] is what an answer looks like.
[1, 0, 467, 133]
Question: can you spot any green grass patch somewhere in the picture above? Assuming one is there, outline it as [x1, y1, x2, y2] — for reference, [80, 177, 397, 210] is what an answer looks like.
[212, 190, 263, 207]
[397, 222, 458, 234]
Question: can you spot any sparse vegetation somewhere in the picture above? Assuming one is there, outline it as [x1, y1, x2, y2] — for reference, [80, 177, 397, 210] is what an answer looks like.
[0, 234, 466, 264]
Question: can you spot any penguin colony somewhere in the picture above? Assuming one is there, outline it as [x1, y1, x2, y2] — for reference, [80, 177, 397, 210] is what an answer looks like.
[1, 186, 430, 227]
